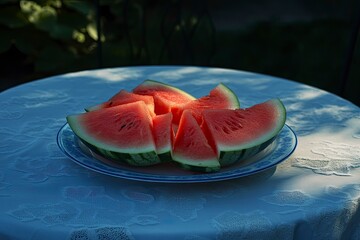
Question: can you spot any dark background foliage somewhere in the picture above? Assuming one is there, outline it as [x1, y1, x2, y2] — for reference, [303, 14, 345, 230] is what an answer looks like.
[0, 0, 359, 106]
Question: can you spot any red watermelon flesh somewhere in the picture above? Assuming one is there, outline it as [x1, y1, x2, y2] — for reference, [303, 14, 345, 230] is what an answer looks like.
[152, 113, 174, 161]
[67, 101, 156, 154]
[201, 99, 286, 165]
[85, 90, 155, 116]
[133, 80, 195, 115]
[171, 83, 240, 125]
[172, 110, 220, 172]
[66, 80, 287, 171]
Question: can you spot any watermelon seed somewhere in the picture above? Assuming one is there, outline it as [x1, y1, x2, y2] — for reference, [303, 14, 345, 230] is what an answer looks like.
[119, 124, 127, 131]
[127, 120, 141, 130]
[224, 120, 243, 131]
[230, 120, 243, 131]
[234, 112, 245, 119]
[230, 125, 240, 131]
[118, 118, 141, 132]
[222, 126, 231, 134]
[225, 120, 234, 125]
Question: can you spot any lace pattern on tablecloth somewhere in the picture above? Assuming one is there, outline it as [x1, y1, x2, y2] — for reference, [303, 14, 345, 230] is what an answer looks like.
[0, 66, 359, 239]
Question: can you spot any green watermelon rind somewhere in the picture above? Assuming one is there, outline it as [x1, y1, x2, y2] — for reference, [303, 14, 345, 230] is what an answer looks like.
[137, 79, 196, 101]
[155, 141, 172, 162]
[152, 113, 174, 162]
[80, 138, 161, 166]
[67, 116, 156, 154]
[66, 114, 161, 166]
[154, 138, 172, 162]
[219, 136, 276, 166]
[84, 103, 106, 112]
[171, 110, 221, 173]
[157, 152, 172, 162]
[179, 163, 221, 173]
[84, 90, 156, 113]
[213, 99, 286, 166]
[216, 83, 240, 108]
[68, 80, 286, 171]
[171, 153, 221, 172]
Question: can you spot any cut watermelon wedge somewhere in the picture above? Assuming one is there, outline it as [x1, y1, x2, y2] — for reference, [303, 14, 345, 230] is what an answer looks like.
[85, 90, 155, 116]
[133, 80, 196, 115]
[67, 101, 160, 166]
[171, 83, 240, 124]
[201, 98, 286, 166]
[172, 110, 220, 172]
[152, 113, 174, 162]
[65, 80, 288, 172]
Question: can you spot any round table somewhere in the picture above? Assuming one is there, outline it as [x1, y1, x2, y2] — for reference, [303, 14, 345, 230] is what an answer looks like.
[1, 66, 359, 240]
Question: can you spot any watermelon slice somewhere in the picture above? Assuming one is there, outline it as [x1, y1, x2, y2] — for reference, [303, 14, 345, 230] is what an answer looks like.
[171, 83, 240, 124]
[65, 80, 288, 172]
[172, 110, 220, 172]
[85, 90, 155, 116]
[201, 99, 286, 166]
[152, 113, 174, 162]
[133, 80, 196, 115]
[67, 101, 161, 166]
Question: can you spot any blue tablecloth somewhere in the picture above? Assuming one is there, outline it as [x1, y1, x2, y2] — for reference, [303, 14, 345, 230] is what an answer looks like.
[1, 66, 359, 239]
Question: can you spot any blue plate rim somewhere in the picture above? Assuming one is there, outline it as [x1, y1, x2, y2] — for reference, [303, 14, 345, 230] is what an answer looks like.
[57, 123, 297, 183]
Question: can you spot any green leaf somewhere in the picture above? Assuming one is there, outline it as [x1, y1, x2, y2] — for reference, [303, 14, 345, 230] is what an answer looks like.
[20, 0, 42, 14]
[49, 0, 62, 8]
[87, 23, 105, 41]
[0, 6, 29, 28]
[72, 30, 86, 43]
[86, 23, 97, 40]
[28, 6, 57, 31]
[63, 0, 93, 15]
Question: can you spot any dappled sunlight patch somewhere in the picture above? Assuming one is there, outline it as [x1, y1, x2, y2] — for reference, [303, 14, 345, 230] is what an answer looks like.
[205, 67, 241, 74]
[292, 141, 360, 176]
[261, 190, 313, 206]
[149, 67, 202, 80]
[286, 102, 358, 136]
[294, 86, 327, 100]
[10, 90, 69, 108]
[63, 68, 143, 82]
[313, 105, 356, 121]
[291, 117, 360, 176]
[174, 77, 231, 87]
[148, 67, 273, 90]
[284, 102, 304, 112]
[233, 76, 274, 86]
